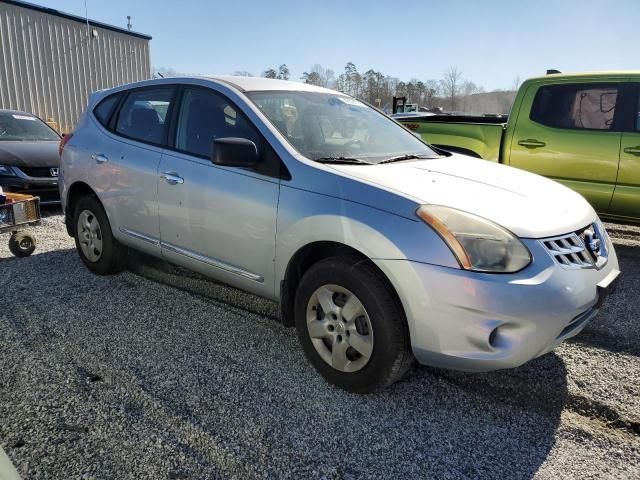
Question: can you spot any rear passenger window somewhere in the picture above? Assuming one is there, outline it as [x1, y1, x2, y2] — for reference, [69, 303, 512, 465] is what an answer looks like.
[115, 87, 174, 145]
[93, 93, 121, 127]
[175, 87, 261, 158]
[531, 84, 619, 130]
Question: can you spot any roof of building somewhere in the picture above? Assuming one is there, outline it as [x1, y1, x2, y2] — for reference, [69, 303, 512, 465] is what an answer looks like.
[1, 0, 152, 40]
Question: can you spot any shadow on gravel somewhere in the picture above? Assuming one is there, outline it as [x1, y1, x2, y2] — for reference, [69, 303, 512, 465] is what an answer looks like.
[567, 243, 640, 357]
[0, 247, 577, 479]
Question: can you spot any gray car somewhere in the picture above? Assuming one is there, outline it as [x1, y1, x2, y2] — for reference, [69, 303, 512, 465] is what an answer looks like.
[0, 110, 61, 204]
[60, 76, 620, 392]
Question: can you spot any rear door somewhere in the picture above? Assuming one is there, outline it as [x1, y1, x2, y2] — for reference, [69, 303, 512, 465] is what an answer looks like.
[508, 81, 622, 213]
[107, 86, 177, 253]
[610, 81, 640, 220]
[157, 86, 281, 298]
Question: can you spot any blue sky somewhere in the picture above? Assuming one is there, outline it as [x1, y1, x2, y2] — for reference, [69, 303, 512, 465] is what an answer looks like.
[43, 0, 637, 90]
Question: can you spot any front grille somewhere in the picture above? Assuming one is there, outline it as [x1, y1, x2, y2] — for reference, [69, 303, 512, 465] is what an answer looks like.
[16, 166, 57, 178]
[541, 223, 608, 270]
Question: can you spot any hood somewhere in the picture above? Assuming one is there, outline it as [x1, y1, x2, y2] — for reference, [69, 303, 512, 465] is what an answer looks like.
[0, 141, 60, 168]
[331, 155, 595, 238]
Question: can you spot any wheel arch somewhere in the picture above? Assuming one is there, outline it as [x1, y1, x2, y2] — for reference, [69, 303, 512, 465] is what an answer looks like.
[279, 241, 406, 329]
[64, 181, 98, 236]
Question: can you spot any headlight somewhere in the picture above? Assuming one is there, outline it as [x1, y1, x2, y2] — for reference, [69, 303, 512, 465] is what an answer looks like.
[417, 205, 531, 273]
[0, 165, 14, 176]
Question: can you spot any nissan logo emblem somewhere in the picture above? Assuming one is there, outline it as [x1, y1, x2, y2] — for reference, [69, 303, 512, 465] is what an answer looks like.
[584, 229, 601, 258]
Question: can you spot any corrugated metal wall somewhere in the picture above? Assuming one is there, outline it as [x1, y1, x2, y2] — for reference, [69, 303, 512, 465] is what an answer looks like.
[0, 1, 151, 133]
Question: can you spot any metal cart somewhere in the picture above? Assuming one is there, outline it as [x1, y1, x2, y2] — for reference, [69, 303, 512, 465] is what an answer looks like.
[0, 193, 41, 257]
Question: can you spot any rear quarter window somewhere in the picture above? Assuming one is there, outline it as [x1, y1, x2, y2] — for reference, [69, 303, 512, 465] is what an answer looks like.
[93, 93, 122, 127]
[530, 83, 619, 131]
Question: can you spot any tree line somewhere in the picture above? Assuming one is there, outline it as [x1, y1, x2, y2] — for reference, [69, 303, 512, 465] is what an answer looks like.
[252, 63, 516, 113]
[154, 63, 518, 114]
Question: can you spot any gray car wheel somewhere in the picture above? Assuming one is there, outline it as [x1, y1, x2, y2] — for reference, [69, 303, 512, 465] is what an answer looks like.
[306, 284, 374, 373]
[73, 195, 127, 275]
[77, 209, 103, 262]
[295, 255, 414, 393]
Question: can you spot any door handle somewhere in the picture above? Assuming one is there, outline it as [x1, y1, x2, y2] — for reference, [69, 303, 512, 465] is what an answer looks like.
[91, 153, 108, 164]
[159, 171, 184, 185]
[623, 146, 640, 156]
[518, 139, 546, 149]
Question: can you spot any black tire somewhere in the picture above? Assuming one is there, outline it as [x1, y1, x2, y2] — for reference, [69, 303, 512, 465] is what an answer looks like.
[8, 232, 36, 257]
[294, 255, 414, 393]
[73, 195, 127, 275]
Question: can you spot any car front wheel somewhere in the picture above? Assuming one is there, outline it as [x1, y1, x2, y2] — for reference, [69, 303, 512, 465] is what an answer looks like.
[294, 255, 413, 393]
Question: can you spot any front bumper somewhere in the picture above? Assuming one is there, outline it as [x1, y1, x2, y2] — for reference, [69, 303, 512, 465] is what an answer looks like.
[0, 175, 60, 205]
[375, 237, 620, 372]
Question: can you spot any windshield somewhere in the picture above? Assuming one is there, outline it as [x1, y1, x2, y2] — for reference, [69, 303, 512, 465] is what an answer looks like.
[247, 91, 439, 163]
[0, 112, 60, 141]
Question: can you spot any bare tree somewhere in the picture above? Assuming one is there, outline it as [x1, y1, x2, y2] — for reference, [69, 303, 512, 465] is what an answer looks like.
[511, 75, 521, 91]
[232, 71, 253, 77]
[308, 64, 334, 88]
[441, 66, 462, 111]
[461, 80, 478, 112]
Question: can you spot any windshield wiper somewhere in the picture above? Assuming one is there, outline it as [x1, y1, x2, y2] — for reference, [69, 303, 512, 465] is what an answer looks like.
[378, 154, 434, 164]
[314, 156, 371, 165]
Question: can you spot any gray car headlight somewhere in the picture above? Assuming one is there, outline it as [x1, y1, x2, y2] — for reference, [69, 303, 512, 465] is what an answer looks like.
[417, 205, 531, 273]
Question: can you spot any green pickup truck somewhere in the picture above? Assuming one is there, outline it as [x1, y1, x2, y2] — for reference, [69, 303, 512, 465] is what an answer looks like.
[399, 71, 640, 222]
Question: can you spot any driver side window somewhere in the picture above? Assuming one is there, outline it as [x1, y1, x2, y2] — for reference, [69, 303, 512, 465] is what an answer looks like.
[175, 87, 260, 158]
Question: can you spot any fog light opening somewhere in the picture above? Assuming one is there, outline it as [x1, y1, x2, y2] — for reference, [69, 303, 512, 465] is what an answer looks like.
[488, 326, 500, 349]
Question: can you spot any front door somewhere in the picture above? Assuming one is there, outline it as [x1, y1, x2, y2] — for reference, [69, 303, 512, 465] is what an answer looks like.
[158, 86, 280, 297]
[610, 83, 640, 220]
[508, 82, 622, 213]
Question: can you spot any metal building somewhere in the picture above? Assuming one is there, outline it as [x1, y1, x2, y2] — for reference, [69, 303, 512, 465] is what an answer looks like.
[0, 0, 151, 133]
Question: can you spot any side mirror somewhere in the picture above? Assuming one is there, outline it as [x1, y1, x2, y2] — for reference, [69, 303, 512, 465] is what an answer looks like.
[212, 137, 259, 168]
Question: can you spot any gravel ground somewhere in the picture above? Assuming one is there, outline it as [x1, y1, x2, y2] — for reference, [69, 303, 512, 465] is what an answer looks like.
[0, 211, 638, 479]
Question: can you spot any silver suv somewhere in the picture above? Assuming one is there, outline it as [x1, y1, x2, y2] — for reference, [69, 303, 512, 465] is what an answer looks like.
[60, 76, 619, 392]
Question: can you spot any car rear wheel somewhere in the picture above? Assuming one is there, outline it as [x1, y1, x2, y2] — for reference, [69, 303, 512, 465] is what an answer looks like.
[73, 195, 127, 275]
[294, 255, 413, 393]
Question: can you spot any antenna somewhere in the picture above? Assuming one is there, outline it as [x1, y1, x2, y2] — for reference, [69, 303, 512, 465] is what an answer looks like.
[84, 0, 90, 38]
[127, 16, 132, 31]
[84, 0, 93, 89]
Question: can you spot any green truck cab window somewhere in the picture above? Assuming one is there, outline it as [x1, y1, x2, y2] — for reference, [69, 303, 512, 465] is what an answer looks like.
[530, 84, 619, 131]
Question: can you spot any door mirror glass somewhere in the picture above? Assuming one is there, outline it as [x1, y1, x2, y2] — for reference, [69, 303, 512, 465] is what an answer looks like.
[212, 137, 260, 167]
